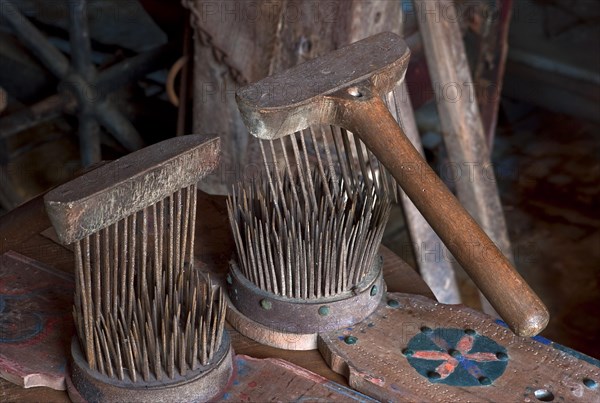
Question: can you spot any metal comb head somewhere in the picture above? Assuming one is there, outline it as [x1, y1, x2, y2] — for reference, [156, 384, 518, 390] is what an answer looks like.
[44, 136, 234, 402]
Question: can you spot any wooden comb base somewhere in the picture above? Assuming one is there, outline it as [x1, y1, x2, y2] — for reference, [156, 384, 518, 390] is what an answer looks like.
[66, 335, 234, 403]
[225, 291, 318, 350]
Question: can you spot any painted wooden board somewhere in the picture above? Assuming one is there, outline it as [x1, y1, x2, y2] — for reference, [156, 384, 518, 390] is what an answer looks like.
[0, 251, 74, 390]
[319, 292, 600, 402]
[221, 355, 376, 402]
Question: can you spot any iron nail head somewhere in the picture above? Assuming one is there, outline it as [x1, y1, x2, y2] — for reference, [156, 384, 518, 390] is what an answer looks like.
[387, 299, 400, 308]
[344, 335, 358, 345]
[260, 299, 272, 310]
[420, 326, 433, 335]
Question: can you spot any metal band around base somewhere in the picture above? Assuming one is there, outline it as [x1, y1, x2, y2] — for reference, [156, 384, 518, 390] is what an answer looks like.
[228, 256, 385, 334]
[67, 333, 233, 403]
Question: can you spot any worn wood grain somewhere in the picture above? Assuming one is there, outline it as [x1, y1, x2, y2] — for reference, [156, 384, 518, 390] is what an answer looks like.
[227, 325, 347, 387]
[319, 292, 600, 402]
[9, 234, 73, 275]
[235, 33, 411, 140]
[221, 355, 375, 402]
[381, 245, 436, 300]
[472, 0, 513, 149]
[0, 194, 50, 256]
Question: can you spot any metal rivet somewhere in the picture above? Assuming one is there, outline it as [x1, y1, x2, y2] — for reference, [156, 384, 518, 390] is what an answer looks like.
[420, 326, 433, 334]
[387, 299, 399, 308]
[344, 335, 358, 345]
[478, 376, 492, 386]
[402, 348, 414, 357]
[318, 306, 330, 316]
[533, 389, 554, 401]
[496, 352, 508, 361]
[260, 299, 272, 310]
[348, 87, 362, 97]
[464, 328, 477, 336]
[226, 274, 233, 285]
[583, 378, 598, 389]
[449, 349, 462, 358]
[298, 36, 311, 55]
[427, 371, 441, 380]
[370, 285, 378, 296]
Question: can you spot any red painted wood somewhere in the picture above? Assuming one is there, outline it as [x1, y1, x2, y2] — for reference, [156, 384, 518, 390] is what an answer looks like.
[0, 251, 74, 390]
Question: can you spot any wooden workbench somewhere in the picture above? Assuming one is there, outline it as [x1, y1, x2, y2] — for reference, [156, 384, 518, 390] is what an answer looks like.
[0, 190, 435, 402]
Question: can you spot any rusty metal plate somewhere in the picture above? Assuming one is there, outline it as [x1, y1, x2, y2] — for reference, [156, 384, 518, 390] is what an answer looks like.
[228, 257, 385, 334]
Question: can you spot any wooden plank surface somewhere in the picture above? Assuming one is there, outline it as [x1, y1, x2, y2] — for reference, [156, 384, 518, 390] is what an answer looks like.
[222, 355, 375, 402]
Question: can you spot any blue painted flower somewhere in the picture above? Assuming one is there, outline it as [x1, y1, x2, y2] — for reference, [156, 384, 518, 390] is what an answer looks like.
[403, 327, 508, 386]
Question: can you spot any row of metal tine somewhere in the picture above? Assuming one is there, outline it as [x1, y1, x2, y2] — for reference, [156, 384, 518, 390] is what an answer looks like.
[227, 124, 398, 300]
[72, 185, 226, 382]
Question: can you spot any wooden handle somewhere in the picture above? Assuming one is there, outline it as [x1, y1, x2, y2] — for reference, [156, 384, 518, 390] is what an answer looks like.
[330, 85, 549, 337]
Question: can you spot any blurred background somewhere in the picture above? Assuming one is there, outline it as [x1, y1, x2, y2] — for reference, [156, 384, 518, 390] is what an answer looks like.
[0, 0, 598, 358]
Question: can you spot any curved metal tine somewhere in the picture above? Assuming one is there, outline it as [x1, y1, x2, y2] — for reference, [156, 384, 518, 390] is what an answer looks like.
[330, 126, 354, 196]
[308, 126, 334, 208]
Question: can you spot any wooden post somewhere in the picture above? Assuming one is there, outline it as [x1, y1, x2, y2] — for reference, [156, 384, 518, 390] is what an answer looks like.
[415, 0, 515, 314]
[387, 84, 461, 304]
